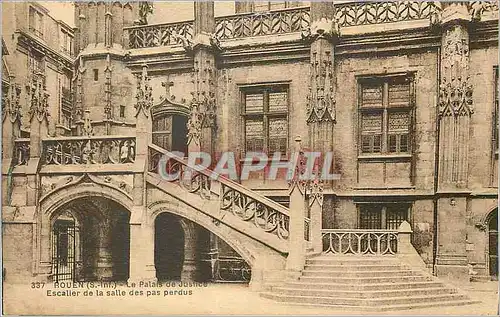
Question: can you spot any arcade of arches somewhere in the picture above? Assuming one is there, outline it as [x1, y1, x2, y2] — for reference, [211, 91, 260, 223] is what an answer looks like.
[49, 198, 250, 283]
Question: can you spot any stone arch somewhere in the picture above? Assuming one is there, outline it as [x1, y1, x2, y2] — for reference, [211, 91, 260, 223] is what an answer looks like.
[476, 205, 499, 231]
[149, 201, 257, 269]
[36, 180, 134, 280]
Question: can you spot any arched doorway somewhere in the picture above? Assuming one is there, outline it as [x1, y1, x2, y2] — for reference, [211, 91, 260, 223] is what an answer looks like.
[154, 213, 185, 281]
[50, 197, 131, 282]
[152, 113, 188, 154]
[488, 209, 498, 280]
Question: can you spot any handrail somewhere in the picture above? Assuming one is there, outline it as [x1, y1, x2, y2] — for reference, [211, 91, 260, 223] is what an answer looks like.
[148, 143, 290, 217]
[148, 143, 290, 241]
[123, 20, 195, 31]
[214, 5, 311, 20]
[321, 228, 399, 255]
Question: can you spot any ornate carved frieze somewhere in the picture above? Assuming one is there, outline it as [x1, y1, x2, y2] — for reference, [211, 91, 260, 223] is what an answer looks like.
[40, 173, 133, 200]
[134, 65, 153, 117]
[42, 136, 136, 166]
[2, 77, 22, 123]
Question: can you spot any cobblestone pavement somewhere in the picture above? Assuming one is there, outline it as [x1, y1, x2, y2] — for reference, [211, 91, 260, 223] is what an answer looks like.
[2, 281, 498, 315]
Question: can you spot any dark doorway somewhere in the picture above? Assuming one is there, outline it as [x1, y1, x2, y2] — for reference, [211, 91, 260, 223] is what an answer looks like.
[152, 114, 188, 155]
[111, 210, 130, 281]
[489, 209, 498, 280]
[172, 115, 188, 154]
[155, 213, 185, 281]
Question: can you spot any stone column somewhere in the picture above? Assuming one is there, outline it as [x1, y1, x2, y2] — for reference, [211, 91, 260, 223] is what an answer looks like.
[180, 220, 198, 281]
[435, 2, 473, 283]
[187, 1, 218, 157]
[285, 137, 307, 277]
[308, 186, 323, 254]
[96, 218, 113, 281]
[128, 219, 156, 282]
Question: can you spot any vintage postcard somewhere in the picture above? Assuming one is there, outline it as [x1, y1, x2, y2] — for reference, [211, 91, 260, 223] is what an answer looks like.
[1, 0, 499, 315]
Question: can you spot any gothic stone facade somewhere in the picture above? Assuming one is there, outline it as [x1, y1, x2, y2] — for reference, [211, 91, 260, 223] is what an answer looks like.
[2, 1, 498, 287]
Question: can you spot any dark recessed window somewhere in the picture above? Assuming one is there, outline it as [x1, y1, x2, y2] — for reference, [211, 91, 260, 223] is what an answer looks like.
[119, 105, 125, 118]
[93, 69, 99, 81]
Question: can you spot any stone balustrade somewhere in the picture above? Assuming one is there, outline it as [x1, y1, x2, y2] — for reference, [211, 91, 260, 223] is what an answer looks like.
[41, 136, 136, 166]
[148, 144, 290, 241]
[334, 1, 440, 28]
[125, 20, 194, 49]
[321, 229, 399, 255]
[123, 2, 446, 49]
[215, 6, 310, 40]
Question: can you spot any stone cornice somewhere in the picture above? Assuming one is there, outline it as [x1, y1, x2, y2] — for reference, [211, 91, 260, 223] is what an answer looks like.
[15, 29, 74, 71]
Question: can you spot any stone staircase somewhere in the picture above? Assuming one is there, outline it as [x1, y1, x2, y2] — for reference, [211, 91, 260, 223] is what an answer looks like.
[261, 254, 480, 311]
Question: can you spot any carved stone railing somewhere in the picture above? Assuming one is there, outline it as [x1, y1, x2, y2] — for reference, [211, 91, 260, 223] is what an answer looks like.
[125, 21, 194, 49]
[124, 2, 445, 49]
[321, 229, 398, 255]
[42, 136, 136, 166]
[148, 144, 290, 241]
[213, 256, 251, 282]
[13, 138, 30, 167]
[215, 6, 310, 40]
[334, 1, 440, 28]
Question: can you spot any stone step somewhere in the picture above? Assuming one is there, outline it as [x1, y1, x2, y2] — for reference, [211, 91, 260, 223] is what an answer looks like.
[271, 286, 458, 299]
[303, 264, 404, 271]
[301, 269, 421, 278]
[298, 275, 433, 284]
[261, 292, 468, 307]
[282, 280, 446, 291]
[260, 292, 479, 312]
[306, 256, 401, 266]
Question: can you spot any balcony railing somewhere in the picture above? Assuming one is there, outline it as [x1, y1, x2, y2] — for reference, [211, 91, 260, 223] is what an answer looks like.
[322, 229, 399, 255]
[124, 2, 442, 49]
[125, 20, 194, 49]
[333, 1, 440, 28]
[214, 6, 310, 40]
[148, 144, 290, 241]
[42, 136, 136, 166]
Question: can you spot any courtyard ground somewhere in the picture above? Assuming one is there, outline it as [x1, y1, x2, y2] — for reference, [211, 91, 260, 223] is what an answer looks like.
[2, 280, 498, 315]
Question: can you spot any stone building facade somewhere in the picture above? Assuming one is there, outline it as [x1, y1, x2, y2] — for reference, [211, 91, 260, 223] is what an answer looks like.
[1, 0, 498, 292]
